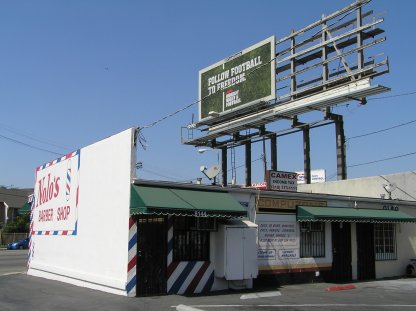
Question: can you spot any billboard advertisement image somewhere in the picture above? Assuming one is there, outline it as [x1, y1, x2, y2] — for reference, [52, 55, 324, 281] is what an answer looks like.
[199, 36, 275, 121]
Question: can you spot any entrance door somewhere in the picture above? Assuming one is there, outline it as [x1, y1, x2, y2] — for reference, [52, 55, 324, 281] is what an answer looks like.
[330, 222, 352, 282]
[356, 223, 375, 280]
[136, 215, 167, 296]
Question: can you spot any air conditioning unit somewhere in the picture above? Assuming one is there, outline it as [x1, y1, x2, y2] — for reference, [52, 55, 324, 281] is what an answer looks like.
[196, 217, 217, 231]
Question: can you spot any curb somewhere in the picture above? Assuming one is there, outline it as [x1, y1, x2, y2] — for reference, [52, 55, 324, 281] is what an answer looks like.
[325, 284, 356, 292]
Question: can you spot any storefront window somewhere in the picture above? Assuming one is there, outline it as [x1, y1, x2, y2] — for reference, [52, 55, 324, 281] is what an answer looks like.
[300, 222, 325, 258]
[375, 223, 397, 261]
[173, 217, 210, 261]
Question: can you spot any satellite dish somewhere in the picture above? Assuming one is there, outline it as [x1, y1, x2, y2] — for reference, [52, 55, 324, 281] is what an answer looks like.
[204, 165, 220, 179]
[384, 183, 397, 194]
[383, 182, 397, 200]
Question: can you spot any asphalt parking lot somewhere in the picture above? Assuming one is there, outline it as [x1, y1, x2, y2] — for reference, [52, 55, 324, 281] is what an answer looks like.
[2, 250, 416, 311]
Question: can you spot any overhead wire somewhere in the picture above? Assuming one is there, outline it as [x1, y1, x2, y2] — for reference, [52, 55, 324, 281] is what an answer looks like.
[0, 133, 63, 156]
[327, 150, 416, 180]
[347, 119, 416, 140]
[348, 151, 416, 168]
[0, 123, 71, 152]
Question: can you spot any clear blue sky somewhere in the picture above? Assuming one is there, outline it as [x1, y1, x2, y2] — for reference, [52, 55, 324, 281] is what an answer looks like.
[1, 0, 415, 188]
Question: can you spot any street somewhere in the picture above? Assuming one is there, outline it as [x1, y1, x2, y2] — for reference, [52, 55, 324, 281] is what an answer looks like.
[2, 250, 416, 310]
[0, 249, 27, 275]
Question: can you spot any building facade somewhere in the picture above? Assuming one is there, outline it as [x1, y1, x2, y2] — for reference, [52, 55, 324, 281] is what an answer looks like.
[27, 128, 416, 297]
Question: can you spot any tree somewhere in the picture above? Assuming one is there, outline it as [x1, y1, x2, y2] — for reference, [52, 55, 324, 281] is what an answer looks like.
[2, 214, 30, 233]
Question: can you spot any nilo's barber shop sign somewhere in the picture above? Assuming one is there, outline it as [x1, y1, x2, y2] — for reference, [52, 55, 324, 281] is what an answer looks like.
[32, 150, 80, 235]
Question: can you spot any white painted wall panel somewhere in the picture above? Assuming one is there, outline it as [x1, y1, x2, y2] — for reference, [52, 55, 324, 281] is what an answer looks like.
[28, 128, 136, 295]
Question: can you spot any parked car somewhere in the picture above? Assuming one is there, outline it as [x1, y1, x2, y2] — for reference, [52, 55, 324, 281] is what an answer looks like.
[7, 238, 29, 250]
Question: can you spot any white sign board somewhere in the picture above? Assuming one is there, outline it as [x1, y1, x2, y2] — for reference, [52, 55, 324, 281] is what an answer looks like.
[256, 213, 332, 274]
[33, 151, 80, 235]
[258, 221, 297, 246]
[296, 169, 326, 184]
[266, 170, 297, 191]
[257, 216, 299, 261]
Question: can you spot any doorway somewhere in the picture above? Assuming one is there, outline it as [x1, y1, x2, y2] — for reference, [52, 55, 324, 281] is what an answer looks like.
[356, 223, 375, 280]
[136, 215, 167, 296]
[329, 222, 352, 282]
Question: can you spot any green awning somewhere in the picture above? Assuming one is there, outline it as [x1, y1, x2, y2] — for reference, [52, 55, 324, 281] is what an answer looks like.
[18, 202, 31, 214]
[130, 185, 247, 218]
[297, 206, 416, 223]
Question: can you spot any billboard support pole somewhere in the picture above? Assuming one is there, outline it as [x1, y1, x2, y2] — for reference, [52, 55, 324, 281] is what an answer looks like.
[270, 134, 277, 171]
[336, 117, 347, 180]
[221, 147, 227, 187]
[325, 112, 347, 180]
[303, 126, 311, 184]
[245, 142, 252, 187]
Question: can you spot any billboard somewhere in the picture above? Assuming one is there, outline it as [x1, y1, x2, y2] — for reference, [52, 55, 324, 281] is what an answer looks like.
[199, 36, 275, 121]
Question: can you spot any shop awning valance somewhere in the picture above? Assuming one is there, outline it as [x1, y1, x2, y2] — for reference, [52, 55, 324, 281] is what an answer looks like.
[130, 185, 247, 218]
[297, 206, 416, 223]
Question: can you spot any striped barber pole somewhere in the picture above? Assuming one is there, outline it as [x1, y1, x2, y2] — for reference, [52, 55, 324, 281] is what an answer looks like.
[27, 198, 34, 270]
[126, 217, 137, 297]
[66, 160, 72, 201]
[166, 216, 214, 295]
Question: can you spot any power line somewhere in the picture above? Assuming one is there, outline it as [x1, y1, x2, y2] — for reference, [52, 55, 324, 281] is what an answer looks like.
[368, 91, 416, 101]
[347, 119, 416, 140]
[0, 133, 63, 156]
[139, 168, 184, 182]
[0, 123, 71, 152]
[348, 151, 416, 168]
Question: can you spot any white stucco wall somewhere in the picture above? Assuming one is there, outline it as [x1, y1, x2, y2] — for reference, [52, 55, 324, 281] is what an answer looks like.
[375, 207, 416, 279]
[299, 172, 416, 279]
[298, 171, 416, 201]
[28, 128, 136, 296]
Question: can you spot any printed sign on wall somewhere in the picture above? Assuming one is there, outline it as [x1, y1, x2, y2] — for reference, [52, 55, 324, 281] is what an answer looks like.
[32, 151, 80, 235]
[258, 219, 299, 260]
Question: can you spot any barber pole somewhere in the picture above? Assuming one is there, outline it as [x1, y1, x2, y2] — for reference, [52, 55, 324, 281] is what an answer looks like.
[66, 160, 71, 201]
[27, 196, 35, 270]
[126, 217, 137, 297]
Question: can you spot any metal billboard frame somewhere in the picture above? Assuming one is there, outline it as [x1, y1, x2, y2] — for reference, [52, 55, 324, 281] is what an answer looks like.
[183, 0, 390, 187]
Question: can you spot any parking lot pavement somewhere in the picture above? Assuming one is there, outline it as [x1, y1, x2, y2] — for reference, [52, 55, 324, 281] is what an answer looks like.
[3, 273, 416, 311]
[2, 251, 416, 310]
